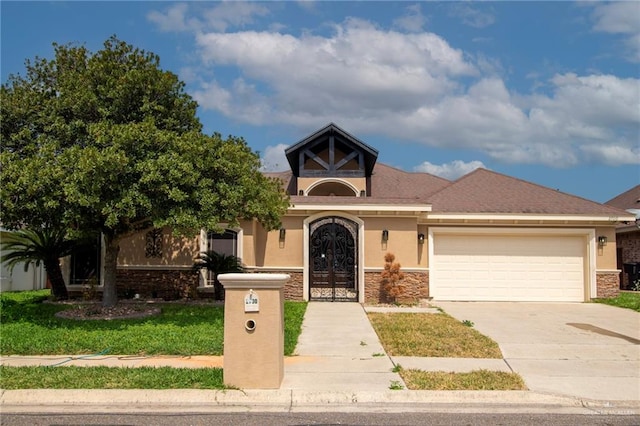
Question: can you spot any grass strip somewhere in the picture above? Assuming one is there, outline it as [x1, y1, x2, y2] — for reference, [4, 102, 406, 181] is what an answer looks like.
[368, 312, 502, 358]
[400, 369, 527, 391]
[0, 291, 306, 356]
[0, 366, 226, 389]
[593, 292, 640, 312]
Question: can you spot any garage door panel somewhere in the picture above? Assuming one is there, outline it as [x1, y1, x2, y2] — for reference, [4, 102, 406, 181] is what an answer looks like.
[432, 233, 586, 302]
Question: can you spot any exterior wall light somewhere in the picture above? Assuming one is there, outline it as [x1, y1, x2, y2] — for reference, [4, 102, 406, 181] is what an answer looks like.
[418, 233, 425, 244]
[279, 228, 286, 241]
[597, 236, 607, 247]
[382, 229, 389, 242]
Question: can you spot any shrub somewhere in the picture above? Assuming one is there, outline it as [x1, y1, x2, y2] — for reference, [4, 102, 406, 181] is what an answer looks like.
[381, 253, 405, 303]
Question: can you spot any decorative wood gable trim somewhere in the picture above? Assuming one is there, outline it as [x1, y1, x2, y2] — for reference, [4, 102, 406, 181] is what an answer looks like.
[285, 123, 378, 178]
[298, 133, 366, 177]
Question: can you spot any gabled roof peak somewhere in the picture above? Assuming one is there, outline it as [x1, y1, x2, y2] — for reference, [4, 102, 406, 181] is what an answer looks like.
[284, 123, 378, 177]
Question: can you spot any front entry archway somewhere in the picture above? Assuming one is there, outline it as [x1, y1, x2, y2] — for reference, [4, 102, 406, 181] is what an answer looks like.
[309, 217, 358, 301]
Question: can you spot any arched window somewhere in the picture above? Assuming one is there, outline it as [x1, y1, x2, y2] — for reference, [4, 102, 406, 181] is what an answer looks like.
[306, 179, 359, 196]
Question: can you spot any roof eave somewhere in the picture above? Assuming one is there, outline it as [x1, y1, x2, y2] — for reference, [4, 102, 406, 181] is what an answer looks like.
[287, 203, 431, 216]
[422, 212, 637, 224]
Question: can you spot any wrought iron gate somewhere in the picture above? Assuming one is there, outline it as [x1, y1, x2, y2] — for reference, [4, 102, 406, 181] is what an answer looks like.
[309, 217, 358, 301]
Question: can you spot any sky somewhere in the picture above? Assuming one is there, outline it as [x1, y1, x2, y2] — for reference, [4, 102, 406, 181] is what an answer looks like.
[1, 1, 639, 203]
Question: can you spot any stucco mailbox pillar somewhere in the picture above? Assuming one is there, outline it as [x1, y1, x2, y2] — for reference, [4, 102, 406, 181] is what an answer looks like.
[218, 273, 289, 389]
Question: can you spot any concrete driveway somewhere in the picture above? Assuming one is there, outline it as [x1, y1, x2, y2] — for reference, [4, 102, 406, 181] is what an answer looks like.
[434, 302, 640, 402]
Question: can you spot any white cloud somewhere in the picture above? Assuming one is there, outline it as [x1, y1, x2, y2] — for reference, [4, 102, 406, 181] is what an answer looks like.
[591, 2, 640, 62]
[592, 2, 639, 34]
[147, 2, 269, 33]
[414, 160, 486, 180]
[580, 144, 640, 166]
[393, 4, 427, 33]
[147, 3, 193, 32]
[260, 144, 289, 172]
[203, 2, 270, 32]
[296, 1, 317, 13]
[192, 18, 476, 121]
[448, 4, 496, 29]
[149, 8, 640, 169]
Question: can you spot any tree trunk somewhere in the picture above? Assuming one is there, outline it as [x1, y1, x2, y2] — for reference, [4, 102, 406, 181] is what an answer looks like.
[102, 232, 120, 308]
[44, 259, 68, 300]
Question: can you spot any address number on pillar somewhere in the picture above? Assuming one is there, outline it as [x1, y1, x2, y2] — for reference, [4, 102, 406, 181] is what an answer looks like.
[244, 290, 259, 312]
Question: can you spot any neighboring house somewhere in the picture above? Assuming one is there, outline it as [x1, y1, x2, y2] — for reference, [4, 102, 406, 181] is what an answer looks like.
[69, 123, 634, 302]
[0, 229, 47, 292]
[605, 185, 640, 289]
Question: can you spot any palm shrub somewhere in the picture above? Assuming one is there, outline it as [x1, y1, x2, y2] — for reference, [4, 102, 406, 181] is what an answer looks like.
[193, 251, 244, 300]
[0, 227, 76, 299]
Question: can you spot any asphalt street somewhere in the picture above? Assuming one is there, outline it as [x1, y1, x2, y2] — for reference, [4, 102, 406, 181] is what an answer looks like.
[2, 412, 639, 426]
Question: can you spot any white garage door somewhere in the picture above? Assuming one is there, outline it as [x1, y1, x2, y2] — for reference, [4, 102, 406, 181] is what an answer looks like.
[431, 233, 586, 302]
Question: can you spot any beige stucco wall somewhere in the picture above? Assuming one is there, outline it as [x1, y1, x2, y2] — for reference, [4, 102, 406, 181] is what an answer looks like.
[362, 217, 422, 269]
[240, 220, 255, 266]
[222, 283, 284, 389]
[251, 216, 304, 268]
[246, 214, 424, 270]
[118, 227, 198, 267]
[594, 226, 618, 270]
[114, 221, 618, 274]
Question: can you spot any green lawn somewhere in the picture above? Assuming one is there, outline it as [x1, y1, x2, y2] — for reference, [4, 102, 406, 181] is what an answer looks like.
[593, 292, 640, 312]
[0, 290, 307, 356]
[399, 369, 526, 391]
[0, 366, 226, 389]
[368, 312, 502, 358]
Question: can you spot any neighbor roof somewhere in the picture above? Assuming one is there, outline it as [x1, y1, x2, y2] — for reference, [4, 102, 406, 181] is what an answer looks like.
[605, 184, 640, 211]
[427, 168, 630, 216]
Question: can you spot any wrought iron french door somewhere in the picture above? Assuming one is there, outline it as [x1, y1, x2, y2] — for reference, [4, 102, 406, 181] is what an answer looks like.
[309, 217, 358, 301]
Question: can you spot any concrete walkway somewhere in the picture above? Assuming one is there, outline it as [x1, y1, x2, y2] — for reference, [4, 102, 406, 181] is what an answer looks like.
[281, 302, 403, 391]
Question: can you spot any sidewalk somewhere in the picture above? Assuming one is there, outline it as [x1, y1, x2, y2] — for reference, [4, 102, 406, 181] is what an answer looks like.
[281, 302, 403, 391]
[2, 302, 639, 414]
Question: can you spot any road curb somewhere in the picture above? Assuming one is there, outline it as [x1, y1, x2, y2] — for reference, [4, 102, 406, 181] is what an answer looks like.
[3, 389, 638, 414]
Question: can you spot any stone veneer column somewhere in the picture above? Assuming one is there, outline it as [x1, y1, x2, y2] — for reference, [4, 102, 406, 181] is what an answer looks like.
[596, 271, 620, 299]
[364, 271, 429, 304]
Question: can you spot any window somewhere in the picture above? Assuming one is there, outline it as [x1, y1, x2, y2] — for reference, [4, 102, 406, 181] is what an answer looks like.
[207, 230, 238, 256]
[205, 230, 238, 286]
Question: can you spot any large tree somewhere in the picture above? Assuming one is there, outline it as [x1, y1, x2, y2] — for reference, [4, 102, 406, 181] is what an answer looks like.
[1, 37, 289, 307]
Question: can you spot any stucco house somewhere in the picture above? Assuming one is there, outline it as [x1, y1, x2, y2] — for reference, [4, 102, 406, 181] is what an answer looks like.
[605, 185, 640, 289]
[66, 123, 634, 302]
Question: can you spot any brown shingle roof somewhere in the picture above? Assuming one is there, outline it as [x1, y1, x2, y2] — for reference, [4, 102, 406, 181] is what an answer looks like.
[605, 185, 640, 211]
[264, 171, 295, 195]
[370, 163, 450, 201]
[265, 166, 629, 217]
[263, 163, 450, 202]
[427, 168, 629, 216]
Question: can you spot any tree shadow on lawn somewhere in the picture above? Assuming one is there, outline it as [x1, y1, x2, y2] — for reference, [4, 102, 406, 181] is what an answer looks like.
[1, 298, 305, 356]
[2, 301, 225, 330]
